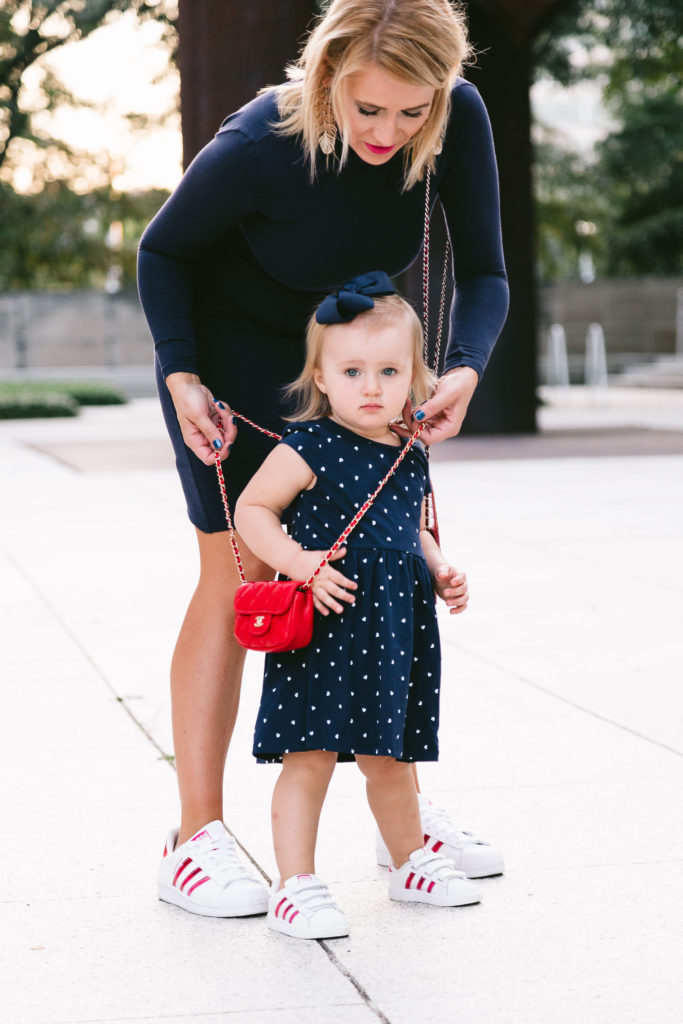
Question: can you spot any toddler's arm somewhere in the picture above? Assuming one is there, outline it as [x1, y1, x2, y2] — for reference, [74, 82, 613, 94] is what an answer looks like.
[419, 502, 469, 616]
[235, 445, 357, 616]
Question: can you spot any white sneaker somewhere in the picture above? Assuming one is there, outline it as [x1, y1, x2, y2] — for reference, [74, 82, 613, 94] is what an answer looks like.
[267, 873, 349, 939]
[389, 848, 482, 907]
[376, 794, 505, 878]
[157, 820, 269, 917]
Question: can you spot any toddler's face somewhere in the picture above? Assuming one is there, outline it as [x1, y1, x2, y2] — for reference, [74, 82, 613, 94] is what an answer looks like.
[314, 318, 414, 441]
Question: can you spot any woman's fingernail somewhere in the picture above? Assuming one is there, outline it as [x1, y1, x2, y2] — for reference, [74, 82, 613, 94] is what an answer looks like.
[218, 401, 226, 410]
[232, 415, 237, 424]
[213, 439, 223, 450]
[228, 442, 233, 449]
[415, 409, 425, 421]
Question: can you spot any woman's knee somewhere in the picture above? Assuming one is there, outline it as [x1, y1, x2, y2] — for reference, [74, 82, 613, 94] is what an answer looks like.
[195, 527, 274, 590]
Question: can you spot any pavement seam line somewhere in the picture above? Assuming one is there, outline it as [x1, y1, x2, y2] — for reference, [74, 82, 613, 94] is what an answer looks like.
[319, 942, 392, 1024]
[4, 548, 175, 762]
[450, 640, 683, 759]
[6, 551, 390, 1020]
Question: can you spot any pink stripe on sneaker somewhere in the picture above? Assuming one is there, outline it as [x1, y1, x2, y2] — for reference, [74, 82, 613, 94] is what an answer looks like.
[173, 857, 192, 886]
[180, 867, 201, 891]
[423, 834, 429, 845]
[275, 897, 289, 918]
[427, 880, 435, 893]
[405, 871, 416, 890]
[431, 840, 443, 852]
[187, 875, 210, 896]
[286, 905, 299, 923]
[417, 876, 425, 891]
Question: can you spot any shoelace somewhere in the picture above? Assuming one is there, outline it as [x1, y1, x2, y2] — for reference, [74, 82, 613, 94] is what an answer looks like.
[421, 803, 484, 848]
[193, 834, 255, 886]
[412, 850, 467, 882]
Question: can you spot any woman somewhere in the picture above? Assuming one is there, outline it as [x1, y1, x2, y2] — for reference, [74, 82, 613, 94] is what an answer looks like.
[138, 0, 509, 918]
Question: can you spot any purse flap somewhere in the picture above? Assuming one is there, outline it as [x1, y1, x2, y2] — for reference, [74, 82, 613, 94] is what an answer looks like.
[234, 580, 303, 616]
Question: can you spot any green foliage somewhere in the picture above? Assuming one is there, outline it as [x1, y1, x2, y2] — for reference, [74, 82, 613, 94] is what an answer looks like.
[0, 378, 127, 419]
[533, 0, 683, 280]
[0, 179, 169, 290]
[0, 1, 177, 170]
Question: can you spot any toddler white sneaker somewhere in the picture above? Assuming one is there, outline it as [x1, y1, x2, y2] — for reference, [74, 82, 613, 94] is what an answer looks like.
[376, 794, 505, 878]
[389, 848, 482, 907]
[158, 820, 269, 917]
[268, 873, 349, 939]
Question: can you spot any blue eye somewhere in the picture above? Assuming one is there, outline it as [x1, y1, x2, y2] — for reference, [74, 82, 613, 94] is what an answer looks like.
[381, 367, 397, 376]
[345, 368, 360, 377]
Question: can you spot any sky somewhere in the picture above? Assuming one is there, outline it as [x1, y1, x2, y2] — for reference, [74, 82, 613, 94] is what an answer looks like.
[18, 11, 611, 195]
[19, 9, 182, 194]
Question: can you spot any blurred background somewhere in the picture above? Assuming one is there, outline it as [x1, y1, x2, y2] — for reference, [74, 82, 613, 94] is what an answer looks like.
[1, 0, 681, 431]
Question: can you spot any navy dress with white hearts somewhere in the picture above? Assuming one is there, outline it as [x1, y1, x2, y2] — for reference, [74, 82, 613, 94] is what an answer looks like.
[252, 417, 441, 764]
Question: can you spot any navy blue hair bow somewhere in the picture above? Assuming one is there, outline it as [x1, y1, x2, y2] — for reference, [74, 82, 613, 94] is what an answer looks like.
[316, 271, 396, 325]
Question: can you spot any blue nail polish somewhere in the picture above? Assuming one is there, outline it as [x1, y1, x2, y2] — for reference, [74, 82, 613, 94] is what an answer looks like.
[415, 409, 425, 421]
[232, 415, 237, 424]
[218, 401, 226, 410]
[228, 442, 233, 449]
[213, 439, 223, 450]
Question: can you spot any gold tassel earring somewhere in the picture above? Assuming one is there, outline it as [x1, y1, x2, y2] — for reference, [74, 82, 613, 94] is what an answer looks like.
[317, 87, 337, 156]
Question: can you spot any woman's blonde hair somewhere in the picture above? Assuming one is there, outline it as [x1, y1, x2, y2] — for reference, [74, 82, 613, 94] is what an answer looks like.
[270, 0, 471, 190]
[285, 293, 437, 421]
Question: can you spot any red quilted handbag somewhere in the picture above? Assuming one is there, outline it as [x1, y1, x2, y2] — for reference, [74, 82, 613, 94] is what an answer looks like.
[233, 579, 314, 653]
[213, 420, 425, 654]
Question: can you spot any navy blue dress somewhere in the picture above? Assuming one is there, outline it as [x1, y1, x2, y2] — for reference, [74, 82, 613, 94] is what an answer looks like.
[252, 419, 440, 764]
[137, 80, 508, 531]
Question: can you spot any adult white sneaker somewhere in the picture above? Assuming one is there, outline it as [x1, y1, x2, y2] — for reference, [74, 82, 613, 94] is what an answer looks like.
[158, 820, 268, 917]
[268, 873, 349, 939]
[389, 848, 482, 907]
[376, 794, 505, 878]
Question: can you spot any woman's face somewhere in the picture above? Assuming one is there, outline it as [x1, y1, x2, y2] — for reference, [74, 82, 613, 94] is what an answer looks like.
[338, 65, 435, 166]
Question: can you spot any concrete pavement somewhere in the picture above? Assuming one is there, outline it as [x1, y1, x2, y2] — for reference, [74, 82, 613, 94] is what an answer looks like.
[1, 387, 682, 1024]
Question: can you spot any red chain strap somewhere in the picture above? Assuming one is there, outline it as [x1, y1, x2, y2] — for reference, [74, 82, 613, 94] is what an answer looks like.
[213, 417, 425, 589]
[215, 170, 449, 582]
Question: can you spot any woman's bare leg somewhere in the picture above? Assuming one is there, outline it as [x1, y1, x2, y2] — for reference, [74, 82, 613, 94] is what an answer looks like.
[172, 527, 273, 844]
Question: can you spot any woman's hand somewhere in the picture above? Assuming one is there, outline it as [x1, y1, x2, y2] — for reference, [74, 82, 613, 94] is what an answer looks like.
[287, 547, 358, 617]
[391, 366, 479, 445]
[433, 565, 469, 615]
[165, 372, 237, 465]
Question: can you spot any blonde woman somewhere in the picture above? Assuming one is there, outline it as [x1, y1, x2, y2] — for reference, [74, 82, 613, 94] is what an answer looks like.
[139, 0, 508, 918]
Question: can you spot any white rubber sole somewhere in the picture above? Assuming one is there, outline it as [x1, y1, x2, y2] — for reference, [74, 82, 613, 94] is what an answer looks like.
[376, 844, 505, 879]
[157, 881, 268, 918]
[267, 912, 349, 939]
[389, 882, 482, 907]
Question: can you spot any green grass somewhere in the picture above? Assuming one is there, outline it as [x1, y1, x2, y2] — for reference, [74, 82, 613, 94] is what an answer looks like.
[0, 379, 127, 419]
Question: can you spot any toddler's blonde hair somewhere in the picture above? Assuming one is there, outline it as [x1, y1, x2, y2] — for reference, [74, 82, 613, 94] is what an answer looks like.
[285, 293, 437, 421]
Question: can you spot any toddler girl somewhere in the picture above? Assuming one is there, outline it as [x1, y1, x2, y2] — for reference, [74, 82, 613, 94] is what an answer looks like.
[235, 274, 480, 938]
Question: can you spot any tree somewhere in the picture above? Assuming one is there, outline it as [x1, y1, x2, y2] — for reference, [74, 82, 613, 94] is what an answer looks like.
[0, 0, 177, 172]
[533, 0, 683, 279]
[0, 178, 169, 289]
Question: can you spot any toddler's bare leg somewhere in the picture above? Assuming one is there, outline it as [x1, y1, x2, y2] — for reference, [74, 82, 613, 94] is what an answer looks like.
[271, 750, 337, 886]
[355, 755, 423, 868]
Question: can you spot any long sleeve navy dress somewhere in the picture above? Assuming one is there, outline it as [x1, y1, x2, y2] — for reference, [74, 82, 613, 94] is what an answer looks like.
[137, 79, 508, 532]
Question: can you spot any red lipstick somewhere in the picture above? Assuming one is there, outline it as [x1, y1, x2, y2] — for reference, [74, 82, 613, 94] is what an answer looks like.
[365, 143, 395, 155]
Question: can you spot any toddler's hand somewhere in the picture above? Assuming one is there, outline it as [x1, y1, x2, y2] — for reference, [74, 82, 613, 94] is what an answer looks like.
[434, 565, 469, 615]
[288, 547, 358, 616]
